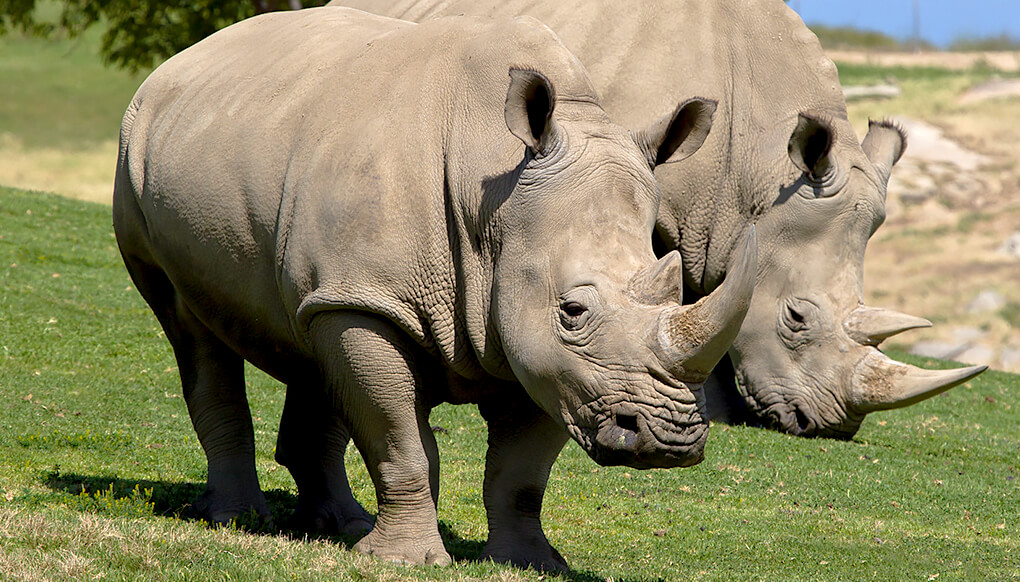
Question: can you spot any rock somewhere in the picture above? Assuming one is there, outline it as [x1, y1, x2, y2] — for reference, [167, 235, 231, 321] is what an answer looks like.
[843, 84, 902, 101]
[955, 344, 996, 367]
[887, 170, 937, 205]
[898, 188, 936, 206]
[909, 340, 970, 360]
[966, 290, 1006, 314]
[892, 117, 989, 172]
[1000, 347, 1020, 371]
[953, 326, 987, 342]
[999, 231, 1020, 258]
[959, 78, 1020, 105]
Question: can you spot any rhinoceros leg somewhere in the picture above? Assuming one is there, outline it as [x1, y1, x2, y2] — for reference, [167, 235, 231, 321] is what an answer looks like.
[119, 254, 271, 526]
[478, 390, 569, 572]
[275, 383, 373, 536]
[309, 311, 450, 566]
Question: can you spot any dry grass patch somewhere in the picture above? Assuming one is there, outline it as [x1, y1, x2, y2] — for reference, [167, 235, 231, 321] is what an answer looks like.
[0, 134, 118, 204]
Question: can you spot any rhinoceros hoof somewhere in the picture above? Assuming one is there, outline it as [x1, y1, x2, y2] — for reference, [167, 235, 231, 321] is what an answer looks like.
[353, 529, 452, 566]
[289, 499, 374, 537]
[481, 542, 569, 572]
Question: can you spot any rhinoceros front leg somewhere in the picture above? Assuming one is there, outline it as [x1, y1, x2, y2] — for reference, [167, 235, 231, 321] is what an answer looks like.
[310, 311, 449, 566]
[122, 255, 271, 525]
[275, 383, 373, 536]
[478, 390, 569, 572]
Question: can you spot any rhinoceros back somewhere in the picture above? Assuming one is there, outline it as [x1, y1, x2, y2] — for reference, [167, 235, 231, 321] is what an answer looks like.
[335, 0, 847, 291]
[113, 7, 598, 382]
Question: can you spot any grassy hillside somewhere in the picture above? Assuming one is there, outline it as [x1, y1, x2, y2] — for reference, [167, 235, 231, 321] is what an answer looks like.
[0, 26, 149, 202]
[0, 186, 1016, 580]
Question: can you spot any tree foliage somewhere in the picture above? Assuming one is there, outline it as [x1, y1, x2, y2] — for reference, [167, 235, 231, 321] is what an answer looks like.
[0, 0, 324, 72]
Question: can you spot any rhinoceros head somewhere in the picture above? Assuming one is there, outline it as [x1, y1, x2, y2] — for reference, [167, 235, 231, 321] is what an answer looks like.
[495, 69, 756, 468]
[725, 113, 986, 438]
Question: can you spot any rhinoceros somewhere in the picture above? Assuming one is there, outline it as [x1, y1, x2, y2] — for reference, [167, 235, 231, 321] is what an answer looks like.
[333, 0, 986, 438]
[113, 7, 758, 569]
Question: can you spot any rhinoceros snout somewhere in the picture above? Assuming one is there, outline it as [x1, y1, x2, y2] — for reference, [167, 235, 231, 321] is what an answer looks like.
[591, 408, 705, 469]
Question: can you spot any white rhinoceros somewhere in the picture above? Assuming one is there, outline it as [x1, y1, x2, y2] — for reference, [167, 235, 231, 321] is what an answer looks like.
[332, 0, 986, 438]
[113, 7, 758, 569]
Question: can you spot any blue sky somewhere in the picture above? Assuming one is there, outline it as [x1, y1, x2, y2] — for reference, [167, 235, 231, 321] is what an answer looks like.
[789, 0, 1020, 47]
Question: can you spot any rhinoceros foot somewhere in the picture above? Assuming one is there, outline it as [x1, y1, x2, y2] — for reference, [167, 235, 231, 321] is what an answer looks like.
[289, 496, 374, 537]
[353, 527, 452, 566]
[189, 488, 273, 531]
[481, 539, 569, 572]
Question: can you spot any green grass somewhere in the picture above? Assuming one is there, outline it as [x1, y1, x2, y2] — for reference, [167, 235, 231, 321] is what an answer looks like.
[0, 185, 1018, 580]
[832, 61, 1015, 87]
[0, 26, 150, 150]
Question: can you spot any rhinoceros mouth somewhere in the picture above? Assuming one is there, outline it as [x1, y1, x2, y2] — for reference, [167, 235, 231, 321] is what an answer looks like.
[565, 389, 709, 468]
[743, 380, 865, 439]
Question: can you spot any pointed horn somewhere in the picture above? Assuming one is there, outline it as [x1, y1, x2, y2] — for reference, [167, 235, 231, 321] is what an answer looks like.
[658, 226, 757, 382]
[844, 306, 932, 346]
[629, 250, 684, 305]
[851, 350, 987, 412]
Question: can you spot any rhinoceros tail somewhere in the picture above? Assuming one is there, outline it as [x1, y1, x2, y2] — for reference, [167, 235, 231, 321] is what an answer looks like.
[118, 97, 141, 166]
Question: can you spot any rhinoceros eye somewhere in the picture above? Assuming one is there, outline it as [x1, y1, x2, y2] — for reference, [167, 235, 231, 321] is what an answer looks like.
[778, 298, 824, 349]
[780, 297, 818, 334]
[558, 286, 601, 333]
[559, 300, 590, 330]
[784, 303, 807, 331]
[562, 301, 587, 318]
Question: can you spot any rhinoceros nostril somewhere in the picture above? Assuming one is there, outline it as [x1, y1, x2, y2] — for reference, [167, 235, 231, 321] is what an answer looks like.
[595, 421, 639, 454]
[793, 407, 812, 434]
[616, 413, 639, 434]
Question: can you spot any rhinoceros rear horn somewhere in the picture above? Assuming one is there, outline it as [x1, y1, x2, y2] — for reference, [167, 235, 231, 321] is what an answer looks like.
[505, 68, 559, 156]
[851, 350, 987, 412]
[844, 305, 931, 346]
[658, 226, 757, 382]
[629, 250, 684, 306]
[635, 97, 717, 168]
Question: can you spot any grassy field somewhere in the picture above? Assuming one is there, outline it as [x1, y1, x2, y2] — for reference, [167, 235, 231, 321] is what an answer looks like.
[0, 25, 149, 202]
[1, 17, 1018, 581]
[0, 186, 1017, 580]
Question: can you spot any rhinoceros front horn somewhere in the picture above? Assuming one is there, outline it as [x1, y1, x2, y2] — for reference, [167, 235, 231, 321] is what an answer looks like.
[844, 305, 932, 346]
[651, 226, 758, 383]
[851, 350, 987, 412]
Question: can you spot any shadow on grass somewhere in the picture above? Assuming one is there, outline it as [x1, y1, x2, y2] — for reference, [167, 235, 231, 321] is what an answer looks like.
[39, 471, 656, 580]
[41, 469, 299, 532]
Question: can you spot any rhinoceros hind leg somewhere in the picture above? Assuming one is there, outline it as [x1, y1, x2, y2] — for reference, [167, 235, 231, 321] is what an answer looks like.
[276, 384, 373, 536]
[478, 390, 570, 572]
[310, 312, 450, 566]
[121, 254, 270, 526]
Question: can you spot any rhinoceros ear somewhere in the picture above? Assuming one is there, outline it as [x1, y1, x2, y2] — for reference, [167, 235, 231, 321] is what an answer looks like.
[635, 97, 717, 168]
[788, 112, 837, 182]
[861, 118, 907, 185]
[505, 68, 560, 156]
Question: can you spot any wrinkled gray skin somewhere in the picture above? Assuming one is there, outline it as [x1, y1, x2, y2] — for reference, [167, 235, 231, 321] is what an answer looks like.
[335, 0, 986, 438]
[113, 8, 757, 570]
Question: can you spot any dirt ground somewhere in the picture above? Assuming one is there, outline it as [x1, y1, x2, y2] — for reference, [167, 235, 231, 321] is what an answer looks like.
[845, 53, 1020, 371]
